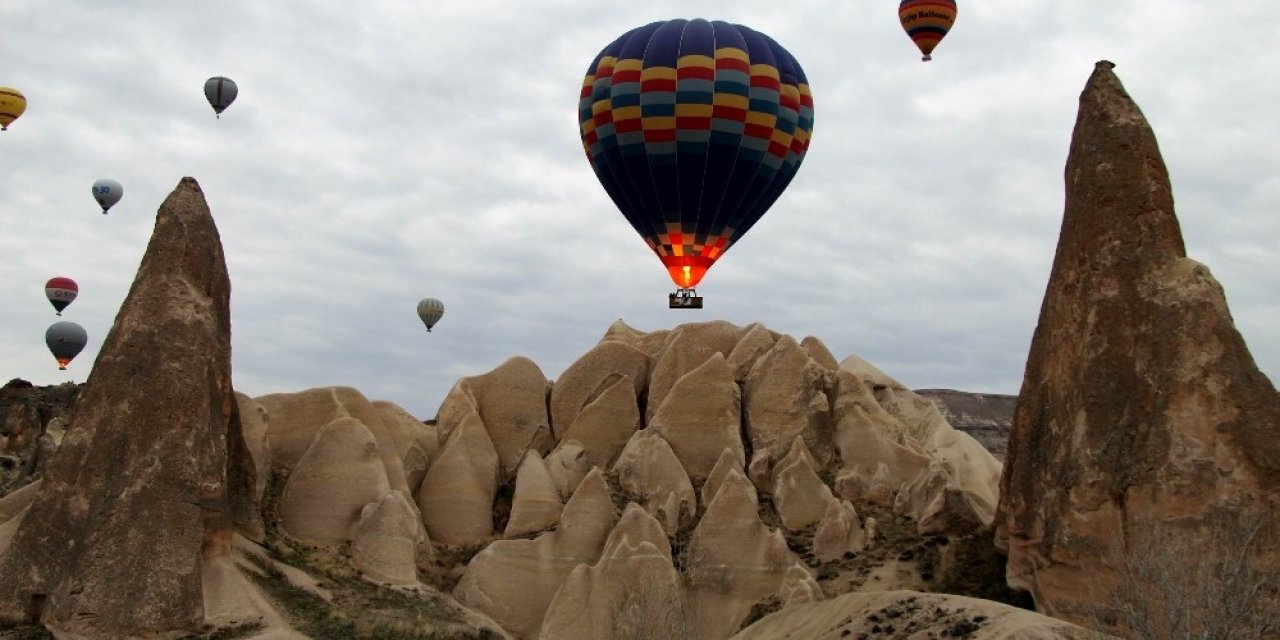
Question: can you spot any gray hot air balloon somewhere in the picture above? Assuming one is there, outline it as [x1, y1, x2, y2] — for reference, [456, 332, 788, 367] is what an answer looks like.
[45, 321, 87, 370]
[91, 178, 123, 214]
[204, 76, 238, 118]
[417, 298, 444, 332]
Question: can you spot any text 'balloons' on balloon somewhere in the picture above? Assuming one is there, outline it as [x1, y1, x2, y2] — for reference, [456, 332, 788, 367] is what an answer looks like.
[91, 179, 123, 214]
[45, 321, 87, 370]
[45, 277, 78, 315]
[204, 76, 238, 118]
[578, 19, 814, 295]
[0, 87, 26, 131]
[899, 0, 957, 61]
[417, 298, 444, 332]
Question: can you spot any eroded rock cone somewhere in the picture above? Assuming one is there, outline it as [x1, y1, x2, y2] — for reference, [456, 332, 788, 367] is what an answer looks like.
[0, 177, 253, 638]
[996, 62, 1280, 631]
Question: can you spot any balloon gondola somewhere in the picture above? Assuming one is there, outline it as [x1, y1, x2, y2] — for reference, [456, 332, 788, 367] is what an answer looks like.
[577, 19, 814, 307]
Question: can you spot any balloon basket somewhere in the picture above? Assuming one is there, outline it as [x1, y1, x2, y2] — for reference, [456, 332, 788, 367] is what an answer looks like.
[669, 289, 703, 309]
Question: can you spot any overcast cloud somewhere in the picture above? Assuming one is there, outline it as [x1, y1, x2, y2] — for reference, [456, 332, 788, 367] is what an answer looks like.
[3, 0, 1277, 419]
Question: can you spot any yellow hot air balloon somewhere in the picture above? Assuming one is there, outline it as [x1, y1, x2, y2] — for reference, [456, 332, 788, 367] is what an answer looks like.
[0, 87, 27, 131]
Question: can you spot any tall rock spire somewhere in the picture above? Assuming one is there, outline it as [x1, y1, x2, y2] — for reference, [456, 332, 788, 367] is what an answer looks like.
[996, 62, 1280, 632]
[0, 177, 254, 638]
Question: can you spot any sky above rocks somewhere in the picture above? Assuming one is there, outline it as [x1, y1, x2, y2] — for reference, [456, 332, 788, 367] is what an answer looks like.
[3, 0, 1277, 419]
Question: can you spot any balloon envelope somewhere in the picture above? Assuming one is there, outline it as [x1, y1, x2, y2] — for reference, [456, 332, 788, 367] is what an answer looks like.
[578, 19, 814, 290]
[204, 76, 238, 116]
[417, 298, 444, 332]
[91, 179, 123, 213]
[0, 87, 26, 131]
[45, 276, 78, 315]
[899, 0, 957, 61]
[45, 321, 88, 370]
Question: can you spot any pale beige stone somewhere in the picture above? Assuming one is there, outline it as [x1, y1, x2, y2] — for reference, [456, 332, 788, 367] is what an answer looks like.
[544, 440, 592, 498]
[744, 335, 836, 468]
[539, 537, 688, 639]
[646, 320, 751, 422]
[729, 590, 1100, 640]
[772, 438, 836, 532]
[235, 392, 272, 504]
[255, 386, 412, 497]
[600, 319, 673, 360]
[800, 336, 839, 372]
[812, 499, 866, 562]
[351, 491, 426, 586]
[403, 443, 429, 497]
[549, 340, 648, 438]
[726, 323, 778, 381]
[701, 448, 745, 508]
[558, 375, 641, 470]
[650, 353, 744, 483]
[776, 563, 824, 608]
[686, 467, 804, 640]
[613, 429, 697, 534]
[279, 417, 392, 545]
[416, 412, 500, 545]
[454, 469, 617, 639]
[436, 356, 554, 480]
[506, 450, 563, 538]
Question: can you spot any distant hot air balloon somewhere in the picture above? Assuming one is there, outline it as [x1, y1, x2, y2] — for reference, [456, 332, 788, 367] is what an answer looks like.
[45, 321, 87, 370]
[91, 179, 123, 214]
[899, 0, 957, 61]
[45, 277, 78, 315]
[204, 76, 238, 118]
[0, 87, 26, 131]
[417, 298, 444, 332]
[579, 19, 813, 308]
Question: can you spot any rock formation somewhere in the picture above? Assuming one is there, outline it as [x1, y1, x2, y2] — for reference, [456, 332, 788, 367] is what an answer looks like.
[649, 353, 744, 483]
[729, 590, 1099, 640]
[455, 469, 618, 639]
[436, 356, 554, 479]
[996, 61, 1280, 634]
[350, 491, 427, 586]
[278, 417, 393, 545]
[916, 389, 1015, 461]
[0, 178, 253, 638]
[418, 412, 500, 544]
[505, 450, 563, 537]
[613, 429, 697, 534]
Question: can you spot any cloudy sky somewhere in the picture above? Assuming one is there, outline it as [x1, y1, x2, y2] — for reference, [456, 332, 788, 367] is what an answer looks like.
[2, 1, 1277, 419]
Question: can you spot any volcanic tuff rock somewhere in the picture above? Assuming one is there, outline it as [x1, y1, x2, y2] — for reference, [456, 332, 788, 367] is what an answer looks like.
[436, 356, 554, 479]
[350, 490, 428, 586]
[278, 417, 393, 545]
[996, 61, 1280, 633]
[418, 411, 500, 544]
[916, 389, 1015, 461]
[505, 449, 563, 537]
[649, 352, 743, 483]
[0, 380, 80, 493]
[0, 178, 253, 638]
[729, 591, 1099, 640]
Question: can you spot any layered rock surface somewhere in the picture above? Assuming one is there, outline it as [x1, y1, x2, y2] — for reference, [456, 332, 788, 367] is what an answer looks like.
[0, 178, 253, 638]
[996, 61, 1280, 634]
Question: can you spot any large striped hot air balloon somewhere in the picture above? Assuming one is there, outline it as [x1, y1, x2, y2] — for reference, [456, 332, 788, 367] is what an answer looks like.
[579, 19, 814, 307]
[899, 0, 957, 62]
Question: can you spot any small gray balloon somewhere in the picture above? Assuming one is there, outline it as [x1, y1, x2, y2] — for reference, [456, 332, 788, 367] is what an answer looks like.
[45, 321, 88, 370]
[204, 76, 238, 117]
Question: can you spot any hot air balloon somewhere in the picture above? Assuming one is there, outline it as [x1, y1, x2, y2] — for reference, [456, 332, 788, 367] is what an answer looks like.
[45, 321, 87, 370]
[45, 277, 78, 315]
[204, 76, 238, 118]
[899, 0, 957, 61]
[416, 298, 444, 332]
[579, 19, 813, 308]
[0, 87, 26, 131]
[91, 179, 123, 214]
